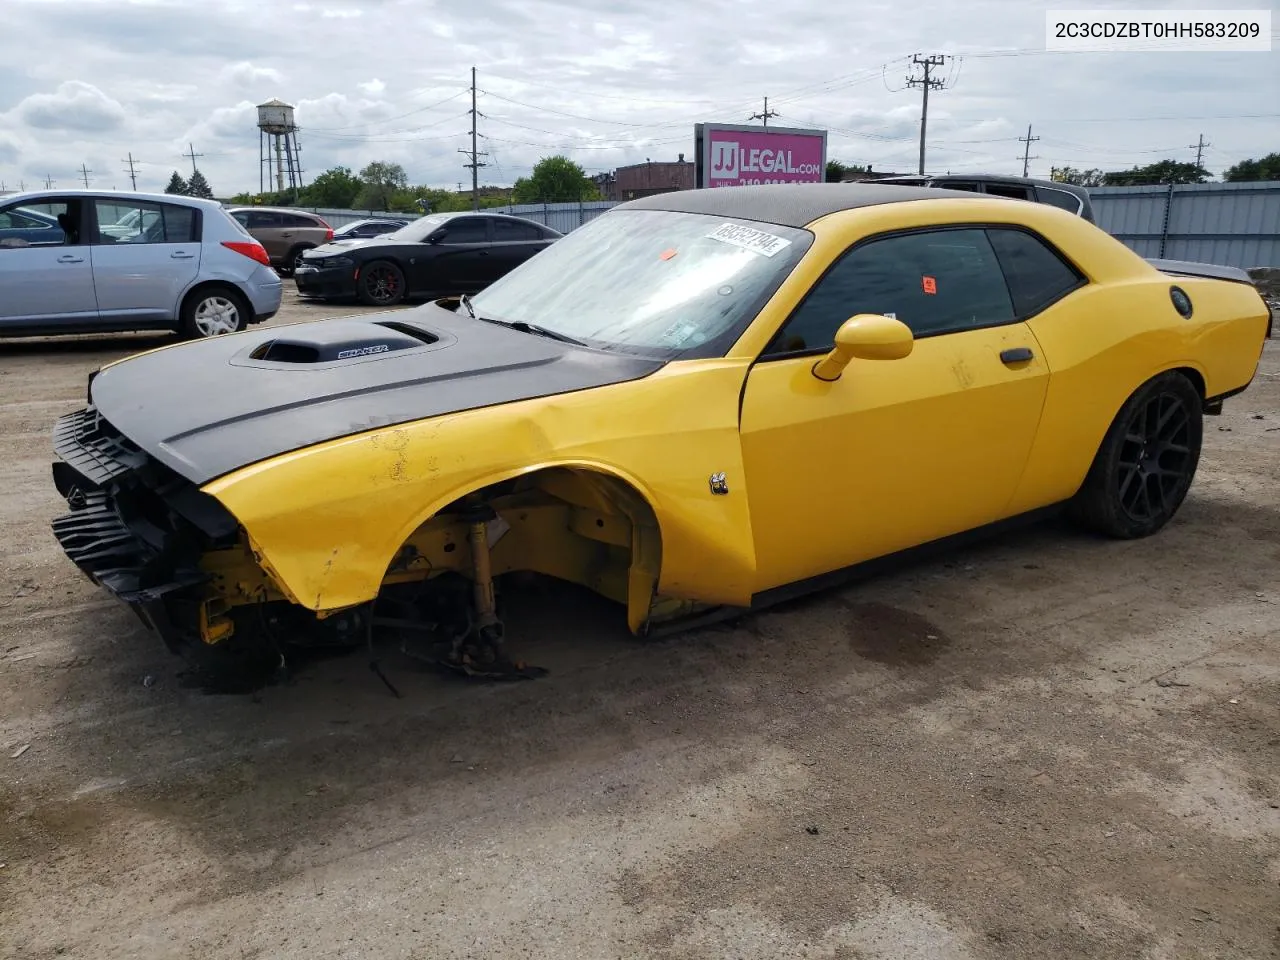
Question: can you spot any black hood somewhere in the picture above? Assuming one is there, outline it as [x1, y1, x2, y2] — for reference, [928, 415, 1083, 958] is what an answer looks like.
[87, 303, 663, 485]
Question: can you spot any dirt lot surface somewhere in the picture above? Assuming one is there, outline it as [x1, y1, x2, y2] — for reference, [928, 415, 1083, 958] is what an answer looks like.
[1, 294, 1278, 960]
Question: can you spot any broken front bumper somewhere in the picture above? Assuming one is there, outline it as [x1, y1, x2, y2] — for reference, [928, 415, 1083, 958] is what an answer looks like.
[50, 406, 239, 652]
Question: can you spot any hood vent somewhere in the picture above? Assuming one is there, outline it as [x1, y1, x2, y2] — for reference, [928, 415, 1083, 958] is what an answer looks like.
[245, 321, 439, 365]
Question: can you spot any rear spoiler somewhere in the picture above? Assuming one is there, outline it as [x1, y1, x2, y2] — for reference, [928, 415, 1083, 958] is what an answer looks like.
[1145, 258, 1254, 285]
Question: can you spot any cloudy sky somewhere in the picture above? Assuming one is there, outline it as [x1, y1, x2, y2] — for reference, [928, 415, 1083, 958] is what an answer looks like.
[2, 0, 1276, 197]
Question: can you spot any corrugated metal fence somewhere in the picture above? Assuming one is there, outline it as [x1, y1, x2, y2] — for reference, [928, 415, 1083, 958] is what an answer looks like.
[279, 184, 1280, 268]
[1087, 181, 1280, 269]
[292, 202, 619, 232]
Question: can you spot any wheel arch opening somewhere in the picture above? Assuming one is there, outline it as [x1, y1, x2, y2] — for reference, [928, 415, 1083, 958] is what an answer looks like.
[381, 465, 665, 635]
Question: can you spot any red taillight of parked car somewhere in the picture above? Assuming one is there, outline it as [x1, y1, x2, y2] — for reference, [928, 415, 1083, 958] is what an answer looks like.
[318, 217, 334, 243]
[221, 240, 272, 267]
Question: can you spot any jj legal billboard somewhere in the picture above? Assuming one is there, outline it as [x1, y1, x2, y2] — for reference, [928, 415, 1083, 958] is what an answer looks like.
[694, 123, 828, 188]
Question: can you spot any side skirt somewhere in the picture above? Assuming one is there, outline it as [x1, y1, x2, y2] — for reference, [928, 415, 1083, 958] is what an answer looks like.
[644, 503, 1069, 639]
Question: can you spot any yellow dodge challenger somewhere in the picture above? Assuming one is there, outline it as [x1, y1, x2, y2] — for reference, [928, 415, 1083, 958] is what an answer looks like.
[50, 184, 1271, 680]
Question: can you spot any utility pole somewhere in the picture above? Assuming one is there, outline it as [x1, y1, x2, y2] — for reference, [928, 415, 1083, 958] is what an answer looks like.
[122, 152, 139, 190]
[1017, 124, 1040, 177]
[182, 142, 203, 178]
[905, 54, 947, 175]
[749, 96, 779, 128]
[79, 163, 92, 188]
[1190, 133, 1210, 169]
[459, 66, 488, 211]
[44, 174, 54, 189]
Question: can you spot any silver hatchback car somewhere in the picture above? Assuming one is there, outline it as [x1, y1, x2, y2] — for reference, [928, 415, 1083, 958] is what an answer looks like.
[0, 189, 282, 339]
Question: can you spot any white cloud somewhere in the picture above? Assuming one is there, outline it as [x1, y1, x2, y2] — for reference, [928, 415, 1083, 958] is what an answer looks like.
[0, 0, 1275, 195]
[221, 62, 284, 87]
[12, 80, 125, 133]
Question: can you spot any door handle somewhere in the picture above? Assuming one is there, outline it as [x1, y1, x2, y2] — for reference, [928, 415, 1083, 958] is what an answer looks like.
[170, 252, 195, 259]
[281, 232, 293, 238]
[1000, 347, 1034, 364]
[56, 254, 85, 264]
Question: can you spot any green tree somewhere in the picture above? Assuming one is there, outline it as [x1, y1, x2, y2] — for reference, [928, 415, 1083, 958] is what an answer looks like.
[1050, 166, 1106, 187]
[164, 171, 188, 195]
[299, 166, 363, 208]
[1103, 160, 1209, 186]
[512, 156, 596, 203]
[186, 168, 214, 199]
[825, 159, 848, 182]
[1223, 152, 1280, 182]
[356, 161, 409, 211]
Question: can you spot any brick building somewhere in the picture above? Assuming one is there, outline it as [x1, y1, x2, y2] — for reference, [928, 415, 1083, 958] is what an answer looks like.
[596, 155, 696, 201]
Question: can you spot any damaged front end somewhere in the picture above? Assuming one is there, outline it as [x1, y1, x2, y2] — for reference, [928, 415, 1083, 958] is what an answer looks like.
[49, 403, 713, 687]
[50, 404, 269, 659]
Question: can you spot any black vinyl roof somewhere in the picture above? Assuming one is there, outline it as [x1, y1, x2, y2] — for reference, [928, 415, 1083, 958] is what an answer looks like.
[617, 182, 989, 228]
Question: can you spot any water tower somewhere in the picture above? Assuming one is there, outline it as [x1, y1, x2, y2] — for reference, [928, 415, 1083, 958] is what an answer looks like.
[256, 99, 304, 195]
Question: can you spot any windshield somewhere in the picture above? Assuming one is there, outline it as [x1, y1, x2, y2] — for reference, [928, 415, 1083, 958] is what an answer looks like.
[387, 214, 451, 242]
[468, 209, 812, 357]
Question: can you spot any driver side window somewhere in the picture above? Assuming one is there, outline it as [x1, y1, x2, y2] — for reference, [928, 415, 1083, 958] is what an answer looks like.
[764, 227, 1016, 355]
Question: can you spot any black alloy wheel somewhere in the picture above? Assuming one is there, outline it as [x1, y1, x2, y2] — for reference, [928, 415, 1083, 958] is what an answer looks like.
[358, 261, 406, 306]
[1070, 371, 1203, 539]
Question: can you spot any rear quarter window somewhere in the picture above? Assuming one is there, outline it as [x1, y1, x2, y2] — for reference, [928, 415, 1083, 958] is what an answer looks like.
[987, 227, 1085, 317]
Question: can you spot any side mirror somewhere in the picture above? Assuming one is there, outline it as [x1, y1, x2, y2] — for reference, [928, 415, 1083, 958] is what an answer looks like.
[811, 313, 913, 381]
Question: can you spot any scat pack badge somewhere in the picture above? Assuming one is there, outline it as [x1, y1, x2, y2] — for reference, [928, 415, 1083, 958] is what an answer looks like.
[708, 472, 729, 495]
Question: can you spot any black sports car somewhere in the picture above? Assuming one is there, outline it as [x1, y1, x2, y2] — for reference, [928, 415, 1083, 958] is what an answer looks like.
[294, 211, 562, 305]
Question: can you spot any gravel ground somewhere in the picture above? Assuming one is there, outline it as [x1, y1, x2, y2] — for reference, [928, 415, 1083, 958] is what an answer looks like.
[1, 293, 1278, 960]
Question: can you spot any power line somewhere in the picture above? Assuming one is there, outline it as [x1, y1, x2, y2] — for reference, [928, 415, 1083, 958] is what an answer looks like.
[905, 54, 947, 174]
[182, 142, 203, 177]
[460, 66, 488, 211]
[1017, 124, 1040, 177]
[748, 96, 780, 128]
[1190, 133, 1211, 168]
[122, 152, 138, 190]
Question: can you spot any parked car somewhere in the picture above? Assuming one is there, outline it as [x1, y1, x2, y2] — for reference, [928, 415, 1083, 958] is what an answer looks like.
[49, 183, 1269, 681]
[0, 189, 282, 339]
[225, 206, 334, 275]
[331, 217, 410, 241]
[867, 173, 1095, 222]
[294, 211, 561, 305]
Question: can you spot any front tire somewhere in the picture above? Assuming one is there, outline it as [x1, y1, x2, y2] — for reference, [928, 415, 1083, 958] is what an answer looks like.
[180, 286, 249, 339]
[1069, 371, 1203, 539]
[358, 260, 407, 306]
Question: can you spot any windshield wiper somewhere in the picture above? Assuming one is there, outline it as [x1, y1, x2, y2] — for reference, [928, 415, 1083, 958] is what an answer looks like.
[459, 295, 585, 345]
[502, 320, 586, 346]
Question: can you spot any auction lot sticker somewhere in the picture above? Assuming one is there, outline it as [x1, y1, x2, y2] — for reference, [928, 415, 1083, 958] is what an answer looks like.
[706, 222, 793, 257]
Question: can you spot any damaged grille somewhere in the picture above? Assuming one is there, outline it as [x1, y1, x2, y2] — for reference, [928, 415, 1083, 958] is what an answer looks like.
[51, 491, 206, 602]
[53, 407, 148, 486]
[51, 406, 239, 609]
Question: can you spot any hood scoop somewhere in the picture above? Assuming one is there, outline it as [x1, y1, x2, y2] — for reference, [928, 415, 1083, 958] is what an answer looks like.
[237, 320, 439, 367]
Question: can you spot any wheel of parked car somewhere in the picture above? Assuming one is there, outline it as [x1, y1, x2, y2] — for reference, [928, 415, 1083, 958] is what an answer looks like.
[1069, 370, 1203, 539]
[358, 260, 407, 306]
[286, 244, 314, 276]
[181, 286, 249, 339]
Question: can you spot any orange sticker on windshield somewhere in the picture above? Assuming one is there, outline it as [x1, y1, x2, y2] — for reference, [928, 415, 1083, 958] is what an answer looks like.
[922, 275, 937, 295]
[660, 248, 678, 261]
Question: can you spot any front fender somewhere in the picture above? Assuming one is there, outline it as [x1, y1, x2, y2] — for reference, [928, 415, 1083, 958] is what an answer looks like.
[202, 360, 760, 615]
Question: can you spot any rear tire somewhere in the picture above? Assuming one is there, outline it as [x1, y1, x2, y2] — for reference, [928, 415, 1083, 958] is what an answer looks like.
[1069, 370, 1203, 539]
[357, 260, 407, 306]
[180, 286, 249, 339]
